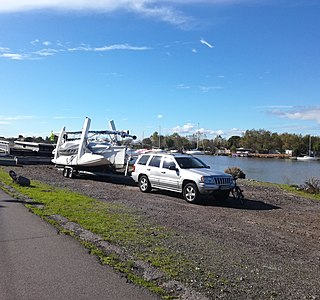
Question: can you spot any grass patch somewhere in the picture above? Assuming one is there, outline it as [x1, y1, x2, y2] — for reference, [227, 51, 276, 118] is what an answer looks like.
[244, 178, 320, 201]
[0, 168, 194, 298]
[279, 184, 320, 201]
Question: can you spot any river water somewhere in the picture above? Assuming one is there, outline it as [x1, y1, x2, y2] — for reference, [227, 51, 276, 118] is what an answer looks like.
[198, 155, 320, 185]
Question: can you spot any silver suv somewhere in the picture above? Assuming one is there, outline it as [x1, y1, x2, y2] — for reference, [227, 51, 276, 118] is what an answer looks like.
[131, 152, 234, 203]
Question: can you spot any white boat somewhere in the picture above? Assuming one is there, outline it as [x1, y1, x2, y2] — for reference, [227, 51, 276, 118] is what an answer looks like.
[0, 140, 10, 156]
[185, 149, 205, 155]
[296, 136, 319, 161]
[297, 155, 318, 161]
[52, 117, 136, 169]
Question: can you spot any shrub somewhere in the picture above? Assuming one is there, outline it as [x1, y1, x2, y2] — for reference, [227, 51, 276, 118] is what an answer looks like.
[224, 167, 246, 179]
[299, 177, 320, 194]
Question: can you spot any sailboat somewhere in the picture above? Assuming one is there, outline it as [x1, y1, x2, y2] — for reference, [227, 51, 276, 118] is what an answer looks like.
[52, 117, 137, 169]
[297, 136, 318, 161]
[185, 123, 205, 155]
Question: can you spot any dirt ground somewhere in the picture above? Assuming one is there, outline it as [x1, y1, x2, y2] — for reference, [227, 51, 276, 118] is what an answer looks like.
[2, 165, 320, 299]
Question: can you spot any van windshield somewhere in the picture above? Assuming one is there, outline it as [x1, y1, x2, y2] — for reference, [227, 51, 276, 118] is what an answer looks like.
[175, 157, 207, 169]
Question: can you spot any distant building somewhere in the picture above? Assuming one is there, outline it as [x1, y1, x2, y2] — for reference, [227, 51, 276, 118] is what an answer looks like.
[234, 148, 253, 157]
[285, 149, 293, 156]
[216, 148, 231, 156]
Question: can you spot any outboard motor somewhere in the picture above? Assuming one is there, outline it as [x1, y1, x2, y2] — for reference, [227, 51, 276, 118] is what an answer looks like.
[9, 170, 31, 187]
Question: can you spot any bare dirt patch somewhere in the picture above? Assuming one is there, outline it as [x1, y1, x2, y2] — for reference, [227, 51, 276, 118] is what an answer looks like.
[3, 165, 320, 299]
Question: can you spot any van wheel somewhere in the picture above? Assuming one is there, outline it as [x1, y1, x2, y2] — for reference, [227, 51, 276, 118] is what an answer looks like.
[139, 175, 152, 192]
[183, 183, 199, 203]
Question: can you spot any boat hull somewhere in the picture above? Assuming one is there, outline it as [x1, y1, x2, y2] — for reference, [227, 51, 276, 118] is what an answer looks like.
[52, 153, 109, 167]
[185, 150, 205, 155]
[296, 156, 318, 161]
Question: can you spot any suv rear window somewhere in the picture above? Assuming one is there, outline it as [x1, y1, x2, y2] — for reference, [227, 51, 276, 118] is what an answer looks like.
[137, 155, 150, 165]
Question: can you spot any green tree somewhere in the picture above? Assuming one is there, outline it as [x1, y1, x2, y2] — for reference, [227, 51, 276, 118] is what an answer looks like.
[227, 136, 241, 150]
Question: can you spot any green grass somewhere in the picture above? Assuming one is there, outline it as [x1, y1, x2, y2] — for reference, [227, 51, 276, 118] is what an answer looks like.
[278, 184, 320, 200]
[245, 179, 320, 201]
[0, 168, 192, 298]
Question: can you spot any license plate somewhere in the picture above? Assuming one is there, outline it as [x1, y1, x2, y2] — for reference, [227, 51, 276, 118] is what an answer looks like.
[220, 185, 230, 190]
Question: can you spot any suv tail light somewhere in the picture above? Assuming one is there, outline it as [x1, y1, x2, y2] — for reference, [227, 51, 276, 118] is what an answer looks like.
[132, 165, 135, 172]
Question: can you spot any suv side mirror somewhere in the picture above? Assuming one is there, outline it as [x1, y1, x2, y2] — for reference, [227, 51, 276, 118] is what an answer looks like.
[206, 165, 210, 169]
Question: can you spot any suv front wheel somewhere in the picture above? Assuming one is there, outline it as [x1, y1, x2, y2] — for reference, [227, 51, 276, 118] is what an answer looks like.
[139, 175, 152, 192]
[183, 182, 199, 203]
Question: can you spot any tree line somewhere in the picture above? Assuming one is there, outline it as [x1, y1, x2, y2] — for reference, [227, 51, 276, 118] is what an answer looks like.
[142, 129, 320, 157]
[5, 129, 320, 157]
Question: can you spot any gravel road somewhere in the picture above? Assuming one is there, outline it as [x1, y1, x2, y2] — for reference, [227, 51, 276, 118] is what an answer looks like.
[2, 165, 320, 300]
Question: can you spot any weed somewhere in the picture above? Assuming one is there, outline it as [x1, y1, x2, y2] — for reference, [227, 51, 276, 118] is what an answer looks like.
[224, 167, 246, 179]
[299, 177, 320, 194]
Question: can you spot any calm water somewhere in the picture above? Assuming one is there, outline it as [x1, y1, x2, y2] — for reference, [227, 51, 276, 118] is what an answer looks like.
[198, 155, 320, 185]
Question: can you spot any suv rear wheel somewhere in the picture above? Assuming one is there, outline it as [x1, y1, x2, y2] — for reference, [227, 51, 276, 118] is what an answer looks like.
[183, 182, 199, 203]
[139, 175, 152, 192]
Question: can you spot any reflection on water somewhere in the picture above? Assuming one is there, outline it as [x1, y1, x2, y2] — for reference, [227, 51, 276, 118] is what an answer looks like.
[198, 155, 320, 185]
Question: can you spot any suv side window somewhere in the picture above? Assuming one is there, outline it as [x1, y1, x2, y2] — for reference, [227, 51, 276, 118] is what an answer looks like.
[137, 155, 150, 165]
[148, 156, 162, 167]
[163, 157, 176, 169]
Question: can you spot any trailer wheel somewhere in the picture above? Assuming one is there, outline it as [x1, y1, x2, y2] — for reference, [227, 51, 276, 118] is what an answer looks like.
[68, 168, 74, 178]
[63, 167, 69, 177]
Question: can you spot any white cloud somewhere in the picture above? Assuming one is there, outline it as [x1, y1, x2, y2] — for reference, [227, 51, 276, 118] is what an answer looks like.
[30, 39, 39, 45]
[94, 44, 150, 51]
[0, 115, 34, 121]
[200, 38, 214, 49]
[43, 41, 52, 46]
[227, 128, 245, 136]
[176, 83, 190, 89]
[199, 86, 223, 93]
[0, 53, 27, 60]
[268, 106, 320, 124]
[33, 48, 59, 57]
[0, 46, 10, 52]
[0, 0, 257, 12]
[0, 0, 125, 12]
[67, 45, 92, 52]
[0, 0, 192, 27]
[157, 114, 163, 119]
[172, 123, 226, 137]
[172, 123, 195, 134]
[0, 0, 264, 29]
[0, 41, 150, 61]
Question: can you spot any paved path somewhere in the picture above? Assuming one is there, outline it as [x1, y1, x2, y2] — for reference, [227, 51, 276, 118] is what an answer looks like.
[0, 189, 159, 300]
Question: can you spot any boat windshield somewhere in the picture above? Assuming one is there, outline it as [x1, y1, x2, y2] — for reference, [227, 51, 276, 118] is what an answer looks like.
[175, 157, 207, 169]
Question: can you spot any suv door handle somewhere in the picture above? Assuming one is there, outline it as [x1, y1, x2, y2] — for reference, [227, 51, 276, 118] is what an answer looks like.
[161, 171, 166, 174]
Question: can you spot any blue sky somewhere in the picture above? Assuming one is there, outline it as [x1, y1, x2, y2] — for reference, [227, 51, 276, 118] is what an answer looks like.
[0, 0, 319, 140]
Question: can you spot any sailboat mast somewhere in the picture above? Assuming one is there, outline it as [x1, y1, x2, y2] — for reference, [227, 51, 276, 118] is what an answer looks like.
[196, 123, 199, 149]
[309, 135, 312, 157]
